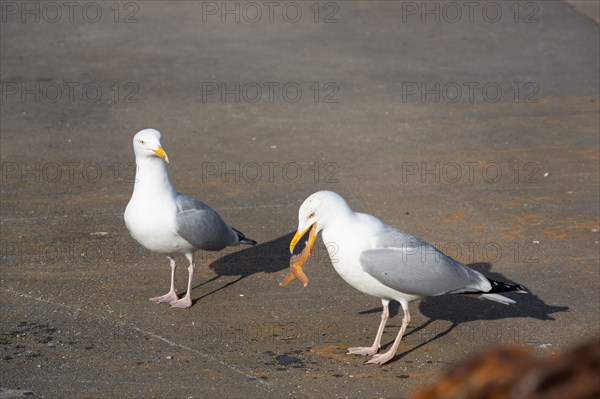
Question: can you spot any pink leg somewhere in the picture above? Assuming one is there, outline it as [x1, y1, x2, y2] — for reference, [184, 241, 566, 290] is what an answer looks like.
[348, 299, 390, 356]
[367, 303, 411, 365]
[149, 256, 179, 303]
[170, 253, 194, 308]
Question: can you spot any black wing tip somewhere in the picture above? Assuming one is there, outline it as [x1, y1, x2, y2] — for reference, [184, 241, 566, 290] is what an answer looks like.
[241, 238, 257, 246]
[488, 278, 528, 294]
[232, 227, 257, 246]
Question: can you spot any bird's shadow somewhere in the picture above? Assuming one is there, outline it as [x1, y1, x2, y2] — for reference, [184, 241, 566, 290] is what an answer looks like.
[189, 233, 294, 305]
[358, 262, 569, 364]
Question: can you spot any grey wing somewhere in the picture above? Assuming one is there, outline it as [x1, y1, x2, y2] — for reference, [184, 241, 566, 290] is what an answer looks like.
[175, 194, 238, 251]
[360, 229, 491, 297]
[176, 194, 214, 212]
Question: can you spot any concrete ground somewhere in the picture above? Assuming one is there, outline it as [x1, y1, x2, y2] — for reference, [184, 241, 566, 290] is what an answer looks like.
[1, 1, 598, 398]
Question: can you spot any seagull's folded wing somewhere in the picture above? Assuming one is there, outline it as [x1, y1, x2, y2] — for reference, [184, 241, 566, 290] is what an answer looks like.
[359, 235, 491, 297]
[175, 194, 237, 251]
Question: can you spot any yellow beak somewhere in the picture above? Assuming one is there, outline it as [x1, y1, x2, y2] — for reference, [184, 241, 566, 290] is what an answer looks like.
[289, 223, 317, 254]
[152, 145, 169, 163]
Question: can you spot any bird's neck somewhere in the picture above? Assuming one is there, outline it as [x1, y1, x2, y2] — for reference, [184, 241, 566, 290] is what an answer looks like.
[321, 204, 356, 236]
[321, 208, 361, 262]
[132, 158, 177, 199]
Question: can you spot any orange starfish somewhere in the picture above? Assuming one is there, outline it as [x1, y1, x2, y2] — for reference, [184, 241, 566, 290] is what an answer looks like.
[279, 241, 311, 287]
[280, 224, 317, 287]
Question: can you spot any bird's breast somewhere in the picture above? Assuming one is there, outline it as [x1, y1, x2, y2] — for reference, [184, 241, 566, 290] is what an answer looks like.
[124, 196, 192, 254]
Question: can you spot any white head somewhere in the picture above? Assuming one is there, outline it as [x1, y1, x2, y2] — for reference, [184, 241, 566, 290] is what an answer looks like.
[289, 190, 352, 254]
[132, 129, 169, 163]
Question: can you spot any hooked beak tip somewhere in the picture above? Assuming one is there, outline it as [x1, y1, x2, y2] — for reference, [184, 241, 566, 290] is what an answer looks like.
[289, 223, 317, 255]
[153, 145, 169, 163]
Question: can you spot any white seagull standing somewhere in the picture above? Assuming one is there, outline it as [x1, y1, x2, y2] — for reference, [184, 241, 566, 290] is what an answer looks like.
[124, 129, 256, 308]
[289, 191, 527, 365]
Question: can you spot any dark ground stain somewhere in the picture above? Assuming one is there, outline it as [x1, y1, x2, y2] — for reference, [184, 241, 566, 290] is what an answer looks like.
[276, 353, 303, 366]
[262, 350, 309, 370]
[1, 322, 56, 362]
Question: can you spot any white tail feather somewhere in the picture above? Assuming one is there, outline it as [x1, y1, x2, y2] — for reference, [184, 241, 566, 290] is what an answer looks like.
[479, 293, 516, 305]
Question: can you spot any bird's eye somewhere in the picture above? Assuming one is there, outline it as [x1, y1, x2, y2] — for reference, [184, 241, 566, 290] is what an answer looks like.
[139, 140, 145, 145]
[308, 212, 315, 219]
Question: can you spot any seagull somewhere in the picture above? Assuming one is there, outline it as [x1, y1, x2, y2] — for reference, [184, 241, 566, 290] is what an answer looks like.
[124, 129, 256, 308]
[289, 191, 527, 364]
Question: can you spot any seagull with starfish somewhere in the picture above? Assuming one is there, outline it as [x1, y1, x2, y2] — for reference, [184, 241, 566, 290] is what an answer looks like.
[288, 191, 527, 364]
[124, 129, 256, 308]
